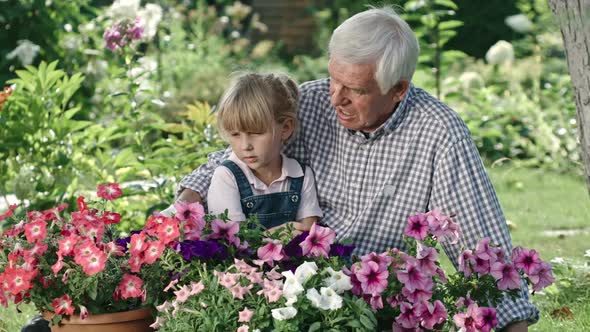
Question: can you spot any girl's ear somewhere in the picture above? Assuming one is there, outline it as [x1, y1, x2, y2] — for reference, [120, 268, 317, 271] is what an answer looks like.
[280, 118, 295, 142]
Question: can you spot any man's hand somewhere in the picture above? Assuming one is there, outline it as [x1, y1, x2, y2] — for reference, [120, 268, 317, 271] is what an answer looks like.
[500, 321, 527, 332]
[177, 188, 203, 204]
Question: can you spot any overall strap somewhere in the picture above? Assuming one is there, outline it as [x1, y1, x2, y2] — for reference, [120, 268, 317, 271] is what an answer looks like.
[221, 160, 254, 198]
[289, 160, 305, 194]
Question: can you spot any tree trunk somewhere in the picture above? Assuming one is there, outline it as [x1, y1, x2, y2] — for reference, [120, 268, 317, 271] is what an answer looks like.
[548, 0, 590, 195]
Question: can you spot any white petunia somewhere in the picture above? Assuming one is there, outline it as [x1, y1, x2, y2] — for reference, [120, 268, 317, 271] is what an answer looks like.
[107, 0, 140, 19]
[306, 287, 343, 310]
[323, 267, 352, 294]
[485, 40, 514, 65]
[6, 40, 40, 66]
[505, 14, 533, 33]
[271, 306, 297, 321]
[281, 270, 304, 301]
[458, 72, 485, 91]
[138, 3, 163, 40]
[294, 261, 318, 285]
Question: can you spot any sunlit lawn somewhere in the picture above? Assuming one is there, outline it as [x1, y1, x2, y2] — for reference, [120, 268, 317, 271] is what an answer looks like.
[1, 165, 588, 331]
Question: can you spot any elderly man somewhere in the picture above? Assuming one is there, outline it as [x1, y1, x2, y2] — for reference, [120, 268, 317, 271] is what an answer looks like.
[177, 6, 538, 331]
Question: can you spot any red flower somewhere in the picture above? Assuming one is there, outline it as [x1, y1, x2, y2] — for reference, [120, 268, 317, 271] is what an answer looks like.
[97, 183, 122, 200]
[0, 204, 17, 222]
[102, 211, 121, 224]
[24, 220, 47, 243]
[51, 294, 74, 316]
[117, 273, 143, 299]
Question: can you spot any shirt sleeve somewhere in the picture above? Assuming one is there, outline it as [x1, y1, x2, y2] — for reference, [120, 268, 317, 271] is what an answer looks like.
[206, 166, 246, 222]
[430, 137, 539, 329]
[295, 166, 324, 221]
[177, 147, 232, 201]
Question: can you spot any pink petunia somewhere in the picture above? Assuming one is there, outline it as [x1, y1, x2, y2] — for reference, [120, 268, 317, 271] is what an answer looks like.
[24, 220, 47, 243]
[208, 219, 240, 245]
[257, 239, 284, 267]
[97, 183, 122, 200]
[416, 243, 438, 276]
[401, 285, 433, 303]
[4, 267, 34, 295]
[79, 305, 89, 320]
[528, 261, 555, 291]
[229, 284, 253, 300]
[453, 303, 481, 332]
[174, 285, 191, 303]
[369, 294, 384, 310]
[511, 246, 543, 275]
[299, 223, 336, 258]
[418, 300, 448, 330]
[490, 262, 522, 290]
[156, 218, 180, 244]
[474, 237, 497, 261]
[189, 281, 205, 295]
[404, 213, 429, 240]
[458, 249, 474, 277]
[238, 307, 254, 322]
[117, 273, 143, 299]
[237, 325, 249, 332]
[79, 248, 107, 275]
[143, 240, 165, 264]
[396, 262, 431, 292]
[174, 201, 206, 230]
[395, 302, 420, 329]
[129, 233, 147, 255]
[360, 252, 394, 271]
[471, 256, 491, 275]
[58, 234, 79, 257]
[475, 306, 498, 332]
[51, 294, 74, 316]
[356, 261, 389, 296]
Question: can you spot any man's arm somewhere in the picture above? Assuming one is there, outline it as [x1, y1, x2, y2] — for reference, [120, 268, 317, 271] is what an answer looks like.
[176, 148, 232, 203]
[430, 137, 539, 330]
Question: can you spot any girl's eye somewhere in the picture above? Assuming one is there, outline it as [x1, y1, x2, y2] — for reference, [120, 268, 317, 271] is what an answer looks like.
[230, 132, 240, 137]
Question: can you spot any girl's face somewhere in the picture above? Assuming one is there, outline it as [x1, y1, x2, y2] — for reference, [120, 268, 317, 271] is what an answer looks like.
[226, 119, 294, 177]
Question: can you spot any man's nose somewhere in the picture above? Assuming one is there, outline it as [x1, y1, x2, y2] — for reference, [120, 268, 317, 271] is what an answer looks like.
[330, 84, 348, 106]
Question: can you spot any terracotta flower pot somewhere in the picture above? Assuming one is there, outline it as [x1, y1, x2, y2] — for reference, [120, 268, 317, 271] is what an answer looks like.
[43, 307, 154, 332]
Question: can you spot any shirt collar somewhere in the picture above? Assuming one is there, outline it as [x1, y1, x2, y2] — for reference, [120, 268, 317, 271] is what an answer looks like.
[228, 152, 303, 190]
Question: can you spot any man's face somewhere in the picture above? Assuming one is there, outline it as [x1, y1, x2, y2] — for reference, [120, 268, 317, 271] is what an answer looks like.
[328, 58, 407, 132]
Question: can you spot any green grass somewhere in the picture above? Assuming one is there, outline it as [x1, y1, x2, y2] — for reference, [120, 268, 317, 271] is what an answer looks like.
[1, 165, 588, 331]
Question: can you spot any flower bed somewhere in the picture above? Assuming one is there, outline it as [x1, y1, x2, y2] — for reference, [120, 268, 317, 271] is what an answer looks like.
[1, 190, 555, 331]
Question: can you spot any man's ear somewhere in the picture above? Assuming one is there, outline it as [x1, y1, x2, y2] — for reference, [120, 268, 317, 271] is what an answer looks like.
[281, 118, 295, 141]
[392, 80, 411, 101]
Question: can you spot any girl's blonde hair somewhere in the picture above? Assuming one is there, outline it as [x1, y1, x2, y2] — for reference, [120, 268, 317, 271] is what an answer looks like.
[216, 72, 299, 140]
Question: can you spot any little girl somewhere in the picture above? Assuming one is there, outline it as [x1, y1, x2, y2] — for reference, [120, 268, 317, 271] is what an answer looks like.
[206, 72, 322, 232]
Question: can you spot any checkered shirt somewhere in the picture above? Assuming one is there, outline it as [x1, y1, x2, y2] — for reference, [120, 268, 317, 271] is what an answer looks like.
[179, 78, 539, 328]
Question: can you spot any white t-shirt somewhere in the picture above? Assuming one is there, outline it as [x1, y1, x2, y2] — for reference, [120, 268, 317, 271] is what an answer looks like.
[207, 152, 323, 222]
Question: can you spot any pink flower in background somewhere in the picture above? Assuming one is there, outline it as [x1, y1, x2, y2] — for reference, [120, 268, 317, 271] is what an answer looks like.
[475, 306, 498, 332]
[471, 256, 491, 275]
[528, 261, 555, 291]
[360, 251, 394, 270]
[209, 219, 240, 245]
[299, 223, 335, 258]
[117, 273, 143, 299]
[416, 243, 438, 275]
[51, 294, 74, 316]
[396, 263, 431, 292]
[189, 281, 204, 295]
[143, 240, 165, 264]
[156, 218, 180, 244]
[102, 211, 121, 225]
[97, 183, 122, 200]
[238, 307, 254, 322]
[369, 294, 384, 310]
[174, 285, 191, 303]
[356, 261, 388, 295]
[24, 220, 47, 243]
[474, 238, 497, 261]
[512, 247, 542, 275]
[458, 249, 474, 277]
[237, 325, 249, 332]
[453, 303, 481, 332]
[257, 239, 284, 267]
[490, 262, 521, 290]
[395, 302, 420, 329]
[78, 304, 89, 320]
[418, 300, 448, 330]
[79, 248, 107, 275]
[129, 233, 147, 255]
[402, 285, 433, 303]
[174, 201, 206, 231]
[404, 213, 429, 240]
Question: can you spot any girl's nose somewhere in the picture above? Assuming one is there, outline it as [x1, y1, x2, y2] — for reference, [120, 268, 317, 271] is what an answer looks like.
[241, 137, 253, 150]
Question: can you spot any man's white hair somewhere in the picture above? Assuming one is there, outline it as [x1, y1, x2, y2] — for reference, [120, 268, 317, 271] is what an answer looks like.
[328, 6, 420, 94]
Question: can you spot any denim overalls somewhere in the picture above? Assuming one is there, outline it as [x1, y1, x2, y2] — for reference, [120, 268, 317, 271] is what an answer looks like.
[221, 160, 304, 230]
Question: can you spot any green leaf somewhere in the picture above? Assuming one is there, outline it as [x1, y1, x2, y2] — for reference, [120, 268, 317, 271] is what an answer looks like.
[63, 106, 82, 120]
[439, 20, 463, 30]
[359, 315, 374, 330]
[308, 322, 322, 332]
[114, 147, 138, 168]
[88, 278, 98, 300]
[346, 320, 361, 328]
[434, 0, 458, 10]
